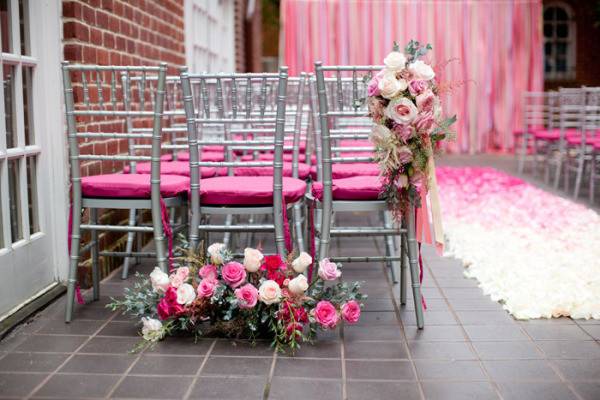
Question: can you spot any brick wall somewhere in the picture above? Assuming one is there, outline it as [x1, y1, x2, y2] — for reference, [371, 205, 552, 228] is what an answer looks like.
[543, 0, 600, 90]
[62, 0, 186, 282]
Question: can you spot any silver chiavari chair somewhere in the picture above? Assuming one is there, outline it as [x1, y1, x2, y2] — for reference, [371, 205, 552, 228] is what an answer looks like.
[516, 91, 553, 175]
[312, 62, 423, 328]
[62, 63, 189, 322]
[564, 87, 600, 199]
[552, 88, 584, 190]
[180, 67, 307, 257]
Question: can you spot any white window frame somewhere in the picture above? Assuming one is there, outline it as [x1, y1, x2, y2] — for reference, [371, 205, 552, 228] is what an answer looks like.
[184, 0, 235, 73]
[543, 1, 576, 81]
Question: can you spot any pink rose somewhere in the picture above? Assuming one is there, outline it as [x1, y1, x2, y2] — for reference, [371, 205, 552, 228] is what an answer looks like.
[169, 273, 184, 288]
[313, 301, 339, 329]
[175, 267, 190, 281]
[397, 146, 413, 164]
[393, 124, 414, 142]
[234, 283, 259, 309]
[221, 261, 247, 288]
[318, 259, 341, 281]
[416, 91, 435, 112]
[197, 279, 217, 298]
[414, 111, 435, 133]
[341, 301, 361, 324]
[408, 80, 427, 96]
[367, 72, 383, 97]
[199, 264, 218, 281]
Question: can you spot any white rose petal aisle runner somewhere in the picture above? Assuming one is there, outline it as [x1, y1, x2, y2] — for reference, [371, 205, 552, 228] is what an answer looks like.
[108, 244, 366, 353]
[436, 167, 600, 320]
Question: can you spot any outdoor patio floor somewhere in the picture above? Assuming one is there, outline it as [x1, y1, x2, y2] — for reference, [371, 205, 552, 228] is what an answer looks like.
[1, 155, 599, 400]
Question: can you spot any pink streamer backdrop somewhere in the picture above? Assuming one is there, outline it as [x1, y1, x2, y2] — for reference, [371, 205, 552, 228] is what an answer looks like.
[280, 0, 544, 153]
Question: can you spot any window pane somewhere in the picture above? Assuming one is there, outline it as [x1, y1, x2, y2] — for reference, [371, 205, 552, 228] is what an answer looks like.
[8, 158, 22, 242]
[544, 23, 553, 38]
[26, 156, 38, 234]
[557, 23, 568, 38]
[555, 7, 568, 21]
[18, 0, 29, 55]
[0, 0, 11, 53]
[3, 64, 17, 149]
[556, 57, 567, 72]
[556, 42, 567, 56]
[544, 7, 555, 21]
[23, 66, 34, 145]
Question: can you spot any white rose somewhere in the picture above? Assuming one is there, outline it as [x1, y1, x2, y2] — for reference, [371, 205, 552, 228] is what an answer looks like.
[408, 60, 435, 81]
[207, 242, 225, 265]
[370, 124, 392, 147]
[258, 280, 282, 305]
[383, 51, 407, 71]
[243, 248, 263, 273]
[141, 317, 163, 341]
[176, 283, 196, 305]
[292, 252, 312, 273]
[149, 267, 170, 293]
[288, 274, 309, 295]
[385, 97, 418, 125]
[378, 72, 408, 99]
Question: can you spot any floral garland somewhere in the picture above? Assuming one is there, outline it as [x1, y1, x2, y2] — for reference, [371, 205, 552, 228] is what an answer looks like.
[108, 243, 366, 353]
[367, 40, 456, 218]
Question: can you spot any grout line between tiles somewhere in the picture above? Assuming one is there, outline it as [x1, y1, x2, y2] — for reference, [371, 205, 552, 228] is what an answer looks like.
[182, 339, 217, 400]
[263, 348, 278, 400]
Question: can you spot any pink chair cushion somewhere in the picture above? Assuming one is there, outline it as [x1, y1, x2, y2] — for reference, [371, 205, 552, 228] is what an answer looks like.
[198, 176, 307, 206]
[566, 135, 600, 146]
[172, 151, 225, 162]
[534, 129, 581, 141]
[310, 162, 380, 180]
[339, 139, 372, 147]
[81, 173, 190, 198]
[312, 175, 383, 201]
[234, 162, 311, 180]
[284, 139, 307, 153]
[123, 161, 216, 178]
[513, 126, 545, 136]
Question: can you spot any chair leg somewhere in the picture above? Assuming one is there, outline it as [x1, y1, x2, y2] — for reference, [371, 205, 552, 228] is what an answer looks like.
[406, 204, 424, 329]
[90, 208, 100, 301]
[293, 203, 305, 253]
[553, 151, 563, 190]
[121, 209, 137, 280]
[135, 211, 143, 265]
[590, 152, 596, 204]
[383, 211, 398, 284]
[400, 222, 408, 306]
[65, 206, 82, 323]
[223, 214, 233, 248]
[573, 154, 585, 199]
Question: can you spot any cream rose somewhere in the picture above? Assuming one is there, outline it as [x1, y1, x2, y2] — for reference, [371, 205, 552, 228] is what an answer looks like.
[176, 283, 196, 305]
[408, 60, 435, 81]
[383, 51, 407, 71]
[258, 280, 282, 305]
[207, 242, 226, 265]
[149, 267, 170, 293]
[141, 317, 164, 341]
[243, 247, 263, 273]
[378, 73, 407, 99]
[370, 124, 392, 147]
[292, 252, 312, 273]
[385, 97, 418, 125]
[288, 274, 309, 295]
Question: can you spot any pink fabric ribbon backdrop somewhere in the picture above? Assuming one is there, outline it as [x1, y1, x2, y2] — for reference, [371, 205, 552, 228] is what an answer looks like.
[280, 0, 544, 153]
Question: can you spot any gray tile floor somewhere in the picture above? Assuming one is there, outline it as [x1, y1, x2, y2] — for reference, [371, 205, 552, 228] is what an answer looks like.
[1, 155, 599, 400]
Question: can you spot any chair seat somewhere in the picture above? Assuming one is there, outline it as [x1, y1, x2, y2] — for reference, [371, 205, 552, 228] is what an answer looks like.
[198, 176, 307, 206]
[123, 161, 216, 178]
[81, 173, 190, 198]
[162, 151, 225, 162]
[339, 139, 372, 147]
[566, 136, 600, 146]
[257, 152, 316, 164]
[312, 175, 383, 201]
[534, 129, 581, 141]
[310, 162, 380, 180]
[234, 162, 311, 180]
[513, 126, 545, 136]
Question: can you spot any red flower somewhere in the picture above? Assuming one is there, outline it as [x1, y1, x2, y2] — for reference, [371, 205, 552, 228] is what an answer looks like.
[157, 299, 171, 320]
[164, 287, 177, 303]
[293, 306, 309, 323]
[267, 270, 286, 287]
[285, 322, 303, 340]
[262, 255, 285, 273]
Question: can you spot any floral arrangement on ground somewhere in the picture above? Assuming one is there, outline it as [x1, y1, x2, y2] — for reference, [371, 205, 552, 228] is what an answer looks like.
[367, 40, 456, 217]
[108, 243, 366, 353]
